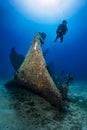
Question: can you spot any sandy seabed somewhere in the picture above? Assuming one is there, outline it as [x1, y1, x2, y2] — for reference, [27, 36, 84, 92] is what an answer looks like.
[0, 80, 87, 130]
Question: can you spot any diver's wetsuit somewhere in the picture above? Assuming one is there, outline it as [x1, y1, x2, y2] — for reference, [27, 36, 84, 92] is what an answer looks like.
[55, 20, 68, 43]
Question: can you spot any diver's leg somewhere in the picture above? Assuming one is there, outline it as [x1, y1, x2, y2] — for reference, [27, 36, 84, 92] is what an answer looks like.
[54, 34, 59, 42]
[60, 36, 63, 43]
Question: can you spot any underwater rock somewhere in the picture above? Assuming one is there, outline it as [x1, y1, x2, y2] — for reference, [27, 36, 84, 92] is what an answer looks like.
[14, 32, 64, 111]
[10, 48, 25, 71]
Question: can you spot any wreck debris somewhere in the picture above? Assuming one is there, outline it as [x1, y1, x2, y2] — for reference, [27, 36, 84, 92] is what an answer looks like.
[53, 74, 73, 101]
[6, 32, 73, 111]
[10, 48, 24, 71]
[39, 32, 47, 44]
[12, 32, 64, 111]
[62, 74, 73, 101]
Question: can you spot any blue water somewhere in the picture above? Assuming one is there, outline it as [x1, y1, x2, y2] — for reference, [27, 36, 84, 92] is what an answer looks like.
[0, 0, 87, 82]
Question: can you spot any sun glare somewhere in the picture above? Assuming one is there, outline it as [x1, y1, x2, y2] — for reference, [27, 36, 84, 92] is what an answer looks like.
[10, 0, 83, 23]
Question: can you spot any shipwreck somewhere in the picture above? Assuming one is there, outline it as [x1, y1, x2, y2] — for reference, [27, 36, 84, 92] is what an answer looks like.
[6, 32, 72, 111]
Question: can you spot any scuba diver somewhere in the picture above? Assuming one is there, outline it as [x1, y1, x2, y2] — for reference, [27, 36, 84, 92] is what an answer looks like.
[54, 20, 68, 43]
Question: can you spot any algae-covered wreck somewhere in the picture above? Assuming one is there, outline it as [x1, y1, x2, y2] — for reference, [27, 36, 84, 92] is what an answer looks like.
[6, 33, 70, 111]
